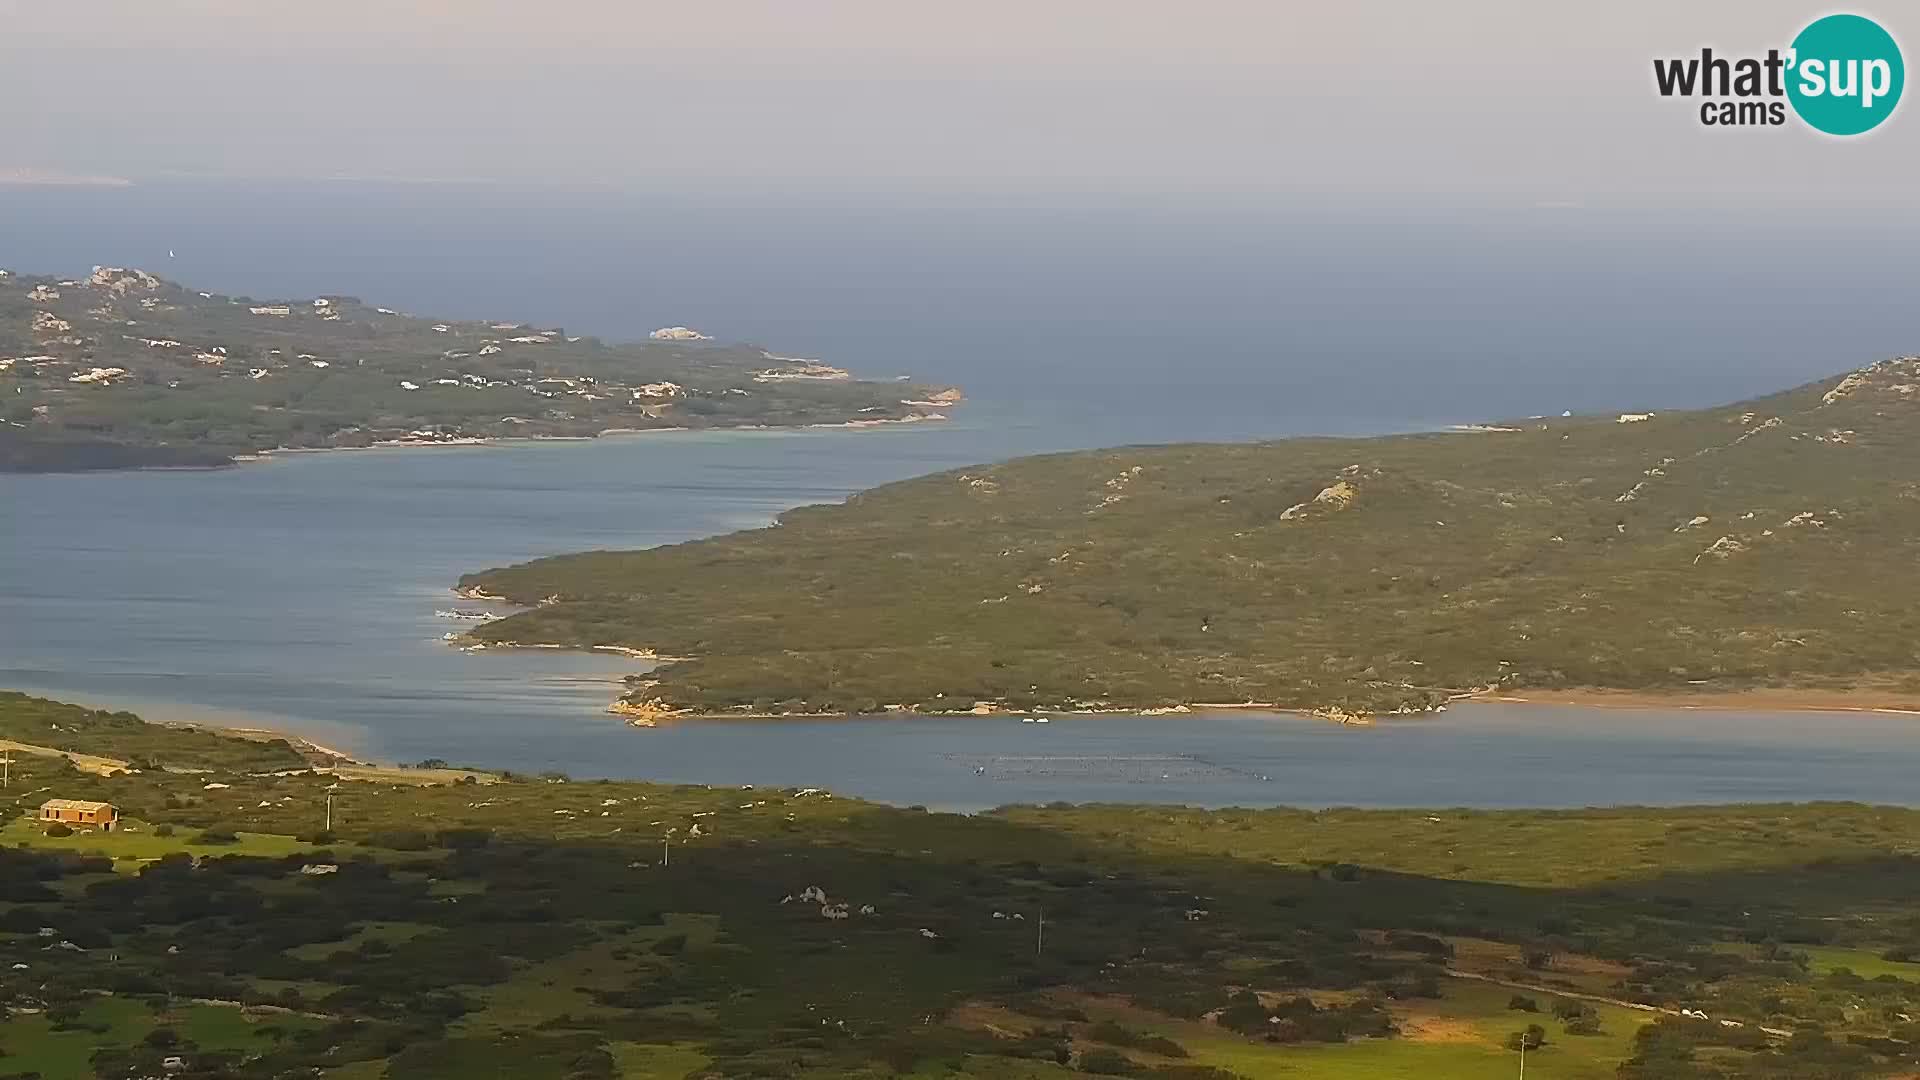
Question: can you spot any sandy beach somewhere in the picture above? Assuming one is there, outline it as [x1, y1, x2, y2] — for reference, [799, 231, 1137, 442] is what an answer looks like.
[253, 410, 955, 463]
[1473, 687, 1920, 715]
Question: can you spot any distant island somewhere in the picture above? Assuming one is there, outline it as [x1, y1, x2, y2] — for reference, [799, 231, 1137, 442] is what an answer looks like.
[459, 357, 1920, 721]
[0, 265, 960, 471]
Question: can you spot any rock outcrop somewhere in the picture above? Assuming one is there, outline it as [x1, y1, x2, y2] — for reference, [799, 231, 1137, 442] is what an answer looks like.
[86, 266, 162, 295]
[1282, 476, 1359, 518]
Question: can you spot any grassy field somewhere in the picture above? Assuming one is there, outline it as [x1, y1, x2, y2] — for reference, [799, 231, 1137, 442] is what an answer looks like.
[606, 1042, 713, 1079]
[1790, 946, 1920, 982]
[286, 921, 440, 964]
[2, 694, 1919, 1078]
[951, 981, 1652, 1080]
[459, 357, 1920, 719]
[0, 817, 314, 865]
[0, 997, 324, 1078]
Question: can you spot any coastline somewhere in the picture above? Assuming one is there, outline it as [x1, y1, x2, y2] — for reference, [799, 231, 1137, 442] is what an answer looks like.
[435, 601, 1920, 726]
[454, 639, 693, 664]
[596, 686, 1920, 727]
[601, 699, 1334, 728]
[0, 685, 497, 785]
[252, 411, 953, 461]
[151, 715, 502, 785]
[15, 678, 1919, 795]
[208, 723, 360, 764]
[0, 407, 962, 476]
[1472, 687, 1920, 715]
[441, 620, 1920, 726]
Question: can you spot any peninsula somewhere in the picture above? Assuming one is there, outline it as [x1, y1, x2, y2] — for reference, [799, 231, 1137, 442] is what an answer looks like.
[459, 357, 1920, 719]
[0, 266, 959, 471]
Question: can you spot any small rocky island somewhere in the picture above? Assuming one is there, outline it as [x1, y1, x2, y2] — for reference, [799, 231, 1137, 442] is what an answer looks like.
[0, 266, 960, 471]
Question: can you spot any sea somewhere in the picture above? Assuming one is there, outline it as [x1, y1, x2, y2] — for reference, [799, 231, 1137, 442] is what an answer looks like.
[4, 181, 1918, 812]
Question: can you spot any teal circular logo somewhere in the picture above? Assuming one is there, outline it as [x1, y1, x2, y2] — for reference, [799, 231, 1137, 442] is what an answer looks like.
[1787, 14, 1904, 135]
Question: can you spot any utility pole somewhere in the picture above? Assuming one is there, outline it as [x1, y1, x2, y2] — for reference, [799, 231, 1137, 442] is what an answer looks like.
[1035, 907, 1045, 959]
[3, 746, 9, 789]
[1519, 1037, 1526, 1080]
[325, 791, 333, 833]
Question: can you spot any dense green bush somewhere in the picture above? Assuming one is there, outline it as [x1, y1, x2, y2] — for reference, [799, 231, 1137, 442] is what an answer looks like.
[1086, 1021, 1187, 1058]
[434, 827, 492, 850]
[1505, 1024, 1547, 1051]
[1079, 1048, 1138, 1075]
[362, 829, 432, 851]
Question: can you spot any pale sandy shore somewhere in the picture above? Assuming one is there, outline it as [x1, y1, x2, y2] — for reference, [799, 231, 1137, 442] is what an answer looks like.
[214, 724, 358, 762]
[19, 679, 1918, 787]
[611, 685, 1920, 728]
[445, 633, 1920, 727]
[252, 411, 951, 462]
[171, 721, 498, 784]
[1472, 688, 1920, 715]
[455, 639, 691, 663]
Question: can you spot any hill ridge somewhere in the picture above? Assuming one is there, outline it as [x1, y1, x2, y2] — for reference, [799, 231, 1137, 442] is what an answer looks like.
[1, 264, 958, 470]
[459, 357, 1920, 718]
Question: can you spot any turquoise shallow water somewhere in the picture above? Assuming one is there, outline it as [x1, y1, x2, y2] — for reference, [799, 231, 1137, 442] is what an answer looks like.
[6, 418, 1919, 812]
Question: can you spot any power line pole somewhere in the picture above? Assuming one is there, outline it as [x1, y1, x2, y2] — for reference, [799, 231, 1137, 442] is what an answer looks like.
[1035, 907, 1045, 959]
[324, 791, 333, 833]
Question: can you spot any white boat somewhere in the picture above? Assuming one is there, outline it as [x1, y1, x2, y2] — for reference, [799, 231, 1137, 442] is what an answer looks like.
[1020, 717, 1036, 724]
[1034, 717, 1050, 724]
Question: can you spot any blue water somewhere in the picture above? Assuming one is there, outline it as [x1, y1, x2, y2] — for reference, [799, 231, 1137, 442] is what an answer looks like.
[4, 183, 1919, 809]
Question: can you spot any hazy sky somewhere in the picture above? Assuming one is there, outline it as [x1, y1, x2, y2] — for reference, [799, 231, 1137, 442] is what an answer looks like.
[2, 0, 1913, 204]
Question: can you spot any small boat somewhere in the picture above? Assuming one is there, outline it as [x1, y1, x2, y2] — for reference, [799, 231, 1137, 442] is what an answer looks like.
[1033, 717, 1050, 724]
[1020, 717, 1037, 724]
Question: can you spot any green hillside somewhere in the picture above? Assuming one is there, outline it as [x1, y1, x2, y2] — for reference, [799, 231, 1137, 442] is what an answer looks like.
[0, 265, 957, 470]
[5, 692, 1920, 1079]
[461, 357, 1920, 717]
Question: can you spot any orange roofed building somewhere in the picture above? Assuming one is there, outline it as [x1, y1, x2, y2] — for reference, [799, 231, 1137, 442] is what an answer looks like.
[38, 799, 119, 831]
